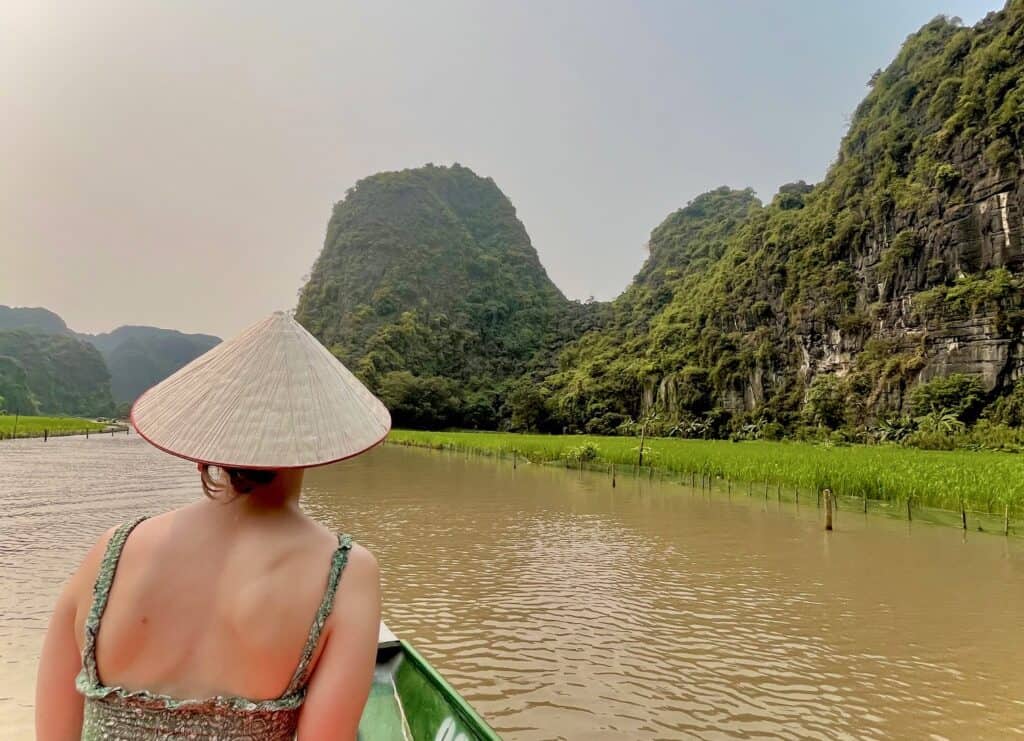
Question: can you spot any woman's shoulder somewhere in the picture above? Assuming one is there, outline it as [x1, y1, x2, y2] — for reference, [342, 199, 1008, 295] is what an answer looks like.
[342, 540, 379, 582]
[327, 539, 380, 626]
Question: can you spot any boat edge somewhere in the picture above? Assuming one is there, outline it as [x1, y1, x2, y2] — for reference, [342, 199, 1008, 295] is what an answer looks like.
[399, 639, 502, 741]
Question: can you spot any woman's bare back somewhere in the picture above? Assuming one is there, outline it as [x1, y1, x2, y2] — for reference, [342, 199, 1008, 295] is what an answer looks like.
[72, 498, 364, 702]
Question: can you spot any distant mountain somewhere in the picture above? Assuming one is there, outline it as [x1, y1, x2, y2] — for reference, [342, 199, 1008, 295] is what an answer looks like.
[0, 305, 68, 334]
[80, 326, 221, 403]
[0, 330, 113, 416]
[0, 305, 220, 415]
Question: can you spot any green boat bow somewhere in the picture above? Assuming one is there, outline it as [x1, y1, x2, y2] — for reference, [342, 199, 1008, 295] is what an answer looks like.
[358, 624, 501, 740]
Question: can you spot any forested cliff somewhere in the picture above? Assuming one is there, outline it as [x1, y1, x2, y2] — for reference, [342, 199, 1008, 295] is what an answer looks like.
[297, 3, 1024, 440]
[295, 164, 596, 428]
[0, 306, 220, 417]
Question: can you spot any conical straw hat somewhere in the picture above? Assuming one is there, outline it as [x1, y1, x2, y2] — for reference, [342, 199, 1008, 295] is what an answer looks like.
[131, 312, 391, 468]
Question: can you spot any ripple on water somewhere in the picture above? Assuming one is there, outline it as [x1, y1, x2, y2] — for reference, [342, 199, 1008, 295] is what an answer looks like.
[2, 437, 1024, 738]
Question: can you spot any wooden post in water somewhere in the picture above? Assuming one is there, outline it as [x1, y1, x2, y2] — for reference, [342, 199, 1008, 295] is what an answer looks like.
[44, 429, 48, 442]
[824, 489, 833, 531]
[85, 428, 89, 439]
[961, 498, 967, 530]
[611, 464, 616, 488]
[748, 480, 752, 497]
[637, 421, 646, 468]
[863, 491, 868, 514]
[1004, 504, 1010, 536]
[727, 478, 731, 497]
[906, 496, 912, 522]
[795, 486, 800, 505]
[764, 480, 769, 500]
[513, 450, 517, 469]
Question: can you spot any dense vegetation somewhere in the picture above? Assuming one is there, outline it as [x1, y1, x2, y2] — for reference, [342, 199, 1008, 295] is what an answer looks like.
[296, 4, 1024, 448]
[539, 4, 1024, 442]
[0, 415, 108, 439]
[0, 306, 219, 416]
[296, 164, 599, 428]
[0, 330, 114, 417]
[389, 429, 1024, 527]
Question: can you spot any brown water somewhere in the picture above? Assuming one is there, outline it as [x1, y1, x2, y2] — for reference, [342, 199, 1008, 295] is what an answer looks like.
[2, 435, 1024, 739]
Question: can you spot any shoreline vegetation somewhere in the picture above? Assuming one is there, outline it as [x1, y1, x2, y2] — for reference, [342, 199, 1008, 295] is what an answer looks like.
[388, 429, 1023, 536]
[0, 415, 124, 440]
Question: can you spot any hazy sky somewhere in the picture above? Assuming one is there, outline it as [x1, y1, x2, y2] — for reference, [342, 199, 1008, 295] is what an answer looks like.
[2, 0, 1000, 338]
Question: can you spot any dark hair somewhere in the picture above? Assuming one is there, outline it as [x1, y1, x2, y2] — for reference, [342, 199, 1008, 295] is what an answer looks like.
[199, 463, 278, 499]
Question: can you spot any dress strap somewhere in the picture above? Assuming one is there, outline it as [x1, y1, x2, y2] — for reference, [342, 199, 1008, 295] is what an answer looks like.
[282, 533, 354, 696]
[81, 516, 148, 685]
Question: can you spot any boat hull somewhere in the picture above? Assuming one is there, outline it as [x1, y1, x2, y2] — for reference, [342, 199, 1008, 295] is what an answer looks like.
[359, 630, 500, 740]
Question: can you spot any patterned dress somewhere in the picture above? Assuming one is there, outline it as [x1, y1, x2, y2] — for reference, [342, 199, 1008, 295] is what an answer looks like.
[75, 517, 353, 740]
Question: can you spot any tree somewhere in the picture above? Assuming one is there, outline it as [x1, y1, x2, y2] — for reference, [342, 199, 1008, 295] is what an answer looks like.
[802, 375, 847, 430]
[909, 374, 985, 422]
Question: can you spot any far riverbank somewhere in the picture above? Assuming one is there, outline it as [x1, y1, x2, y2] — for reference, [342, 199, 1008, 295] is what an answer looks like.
[388, 429, 1024, 535]
[0, 415, 124, 441]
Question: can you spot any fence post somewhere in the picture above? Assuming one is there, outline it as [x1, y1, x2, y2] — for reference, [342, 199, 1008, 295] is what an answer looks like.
[906, 496, 912, 522]
[1005, 504, 1010, 537]
[961, 499, 967, 530]
[611, 464, 616, 488]
[44, 429, 48, 442]
[824, 489, 833, 531]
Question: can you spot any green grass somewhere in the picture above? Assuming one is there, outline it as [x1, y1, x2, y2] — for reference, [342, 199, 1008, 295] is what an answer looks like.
[0, 415, 109, 439]
[388, 430, 1024, 527]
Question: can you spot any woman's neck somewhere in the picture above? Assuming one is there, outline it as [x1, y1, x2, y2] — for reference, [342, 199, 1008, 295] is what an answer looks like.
[223, 469, 305, 516]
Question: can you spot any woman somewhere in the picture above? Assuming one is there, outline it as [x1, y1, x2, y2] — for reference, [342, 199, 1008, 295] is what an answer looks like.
[35, 312, 392, 740]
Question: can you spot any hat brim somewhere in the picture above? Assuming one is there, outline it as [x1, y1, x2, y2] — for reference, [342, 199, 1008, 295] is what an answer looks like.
[129, 395, 390, 470]
[128, 312, 392, 469]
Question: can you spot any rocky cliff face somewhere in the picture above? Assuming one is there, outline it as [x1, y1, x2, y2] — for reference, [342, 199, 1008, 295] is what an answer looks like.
[293, 5, 1023, 435]
[802, 119, 1023, 417]
[549, 4, 1024, 434]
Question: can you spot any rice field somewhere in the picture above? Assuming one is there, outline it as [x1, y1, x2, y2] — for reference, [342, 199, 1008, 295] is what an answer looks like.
[0, 415, 109, 439]
[388, 430, 1024, 527]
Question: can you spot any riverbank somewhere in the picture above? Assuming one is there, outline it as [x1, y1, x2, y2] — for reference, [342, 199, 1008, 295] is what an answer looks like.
[0, 415, 120, 440]
[388, 429, 1023, 534]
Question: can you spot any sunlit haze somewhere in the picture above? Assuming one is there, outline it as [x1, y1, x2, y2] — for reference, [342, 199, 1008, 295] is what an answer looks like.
[1, 0, 999, 338]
